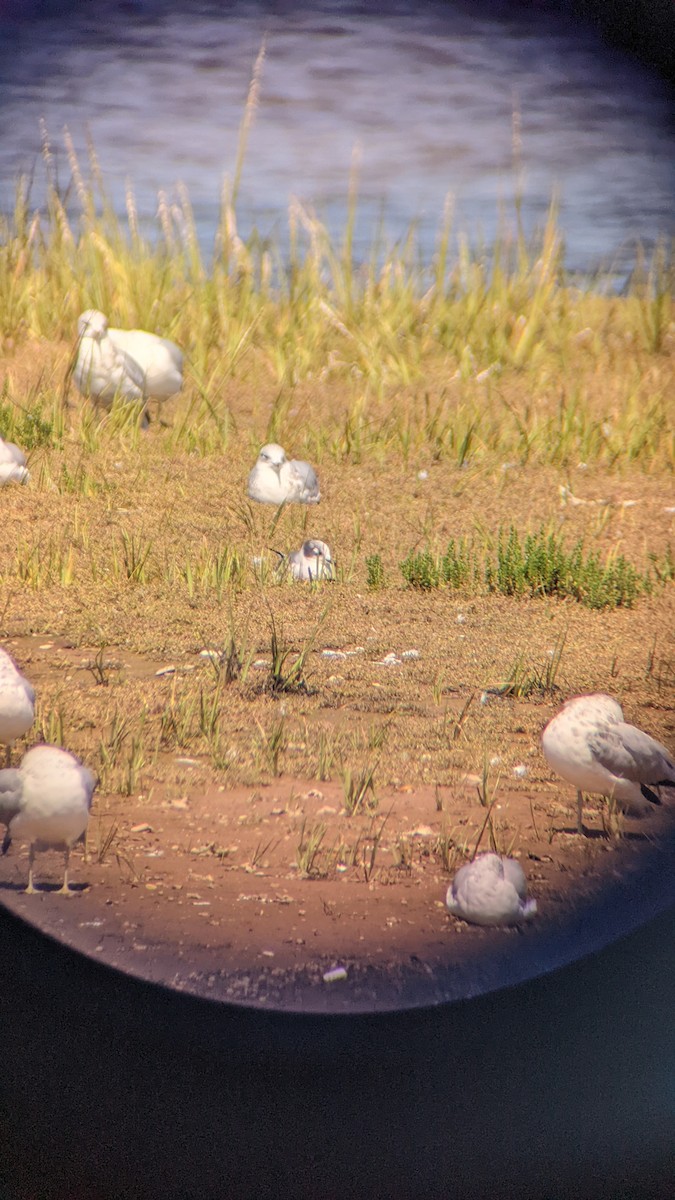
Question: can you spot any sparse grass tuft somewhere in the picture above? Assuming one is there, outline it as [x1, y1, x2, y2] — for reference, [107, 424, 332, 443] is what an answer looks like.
[341, 758, 378, 815]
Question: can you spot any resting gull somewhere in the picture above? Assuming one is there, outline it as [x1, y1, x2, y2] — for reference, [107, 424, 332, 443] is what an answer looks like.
[0, 744, 96, 895]
[445, 852, 537, 927]
[542, 692, 675, 832]
[286, 539, 334, 581]
[248, 443, 320, 505]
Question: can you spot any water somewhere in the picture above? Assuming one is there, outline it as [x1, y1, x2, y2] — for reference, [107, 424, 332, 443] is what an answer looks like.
[0, 1, 673, 272]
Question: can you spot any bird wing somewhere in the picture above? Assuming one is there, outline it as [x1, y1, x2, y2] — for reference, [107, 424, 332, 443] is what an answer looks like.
[111, 329, 182, 369]
[614, 723, 675, 784]
[289, 460, 320, 500]
[588, 725, 672, 784]
[81, 766, 98, 808]
[114, 343, 147, 394]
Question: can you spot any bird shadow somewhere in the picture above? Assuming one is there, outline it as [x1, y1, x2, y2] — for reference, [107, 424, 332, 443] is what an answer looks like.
[0, 879, 89, 895]
[559, 825, 648, 842]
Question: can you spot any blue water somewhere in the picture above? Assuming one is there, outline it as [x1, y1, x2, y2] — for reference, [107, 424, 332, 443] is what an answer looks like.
[0, 1, 673, 271]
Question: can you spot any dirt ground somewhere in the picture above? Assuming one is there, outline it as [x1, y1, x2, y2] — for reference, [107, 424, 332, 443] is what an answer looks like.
[1, 614, 673, 1012]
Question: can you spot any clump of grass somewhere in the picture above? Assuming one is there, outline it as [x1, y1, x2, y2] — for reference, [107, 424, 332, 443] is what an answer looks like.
[399, 549, 440, 591]
[341, 759, 378, 815]
[0, 394, 62, 449]
[265, 604, 328, 694]
[365, 554, 386, 590]
[256, 716, 286, 776]
[486, 526, 649, 609]
[494, 629, 566, 699]
[361, 811, 391, 882]
[400, 525, 654, 609]
[115, 531, 154, 584]
[295, 818, 327, 878]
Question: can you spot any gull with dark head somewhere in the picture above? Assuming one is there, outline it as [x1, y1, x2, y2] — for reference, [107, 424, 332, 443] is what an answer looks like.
[74, 309, 183, 414]
[0, 649, 35, 766]
[287, 539, 334, 581]
[248, 443, 320, 505]
[0, 744, 97, 895]
[542, 692, 675, 834]
[0, 437, 29, 485]
[445, 852, 537, 926]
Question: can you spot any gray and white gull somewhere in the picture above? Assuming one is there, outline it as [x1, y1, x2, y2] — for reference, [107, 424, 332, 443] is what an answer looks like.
[542, 692, 675, 833]
[0, 744, 96, 895]
[286, 539, 334, 581]
[248, 443, 320, 505]
[446, 852, 537, 927]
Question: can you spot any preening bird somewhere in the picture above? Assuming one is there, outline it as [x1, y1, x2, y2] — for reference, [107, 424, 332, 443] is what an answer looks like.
[286, 539, 334, 581]
[247, 443, 321, 505]
[445, 852, 537, 927]
[0, 437, 29, 485]
[73, 309, 183, 412]
[0, 649, 35, 766]
[542, 693, 675, 833]
[0, 744, 96, 895]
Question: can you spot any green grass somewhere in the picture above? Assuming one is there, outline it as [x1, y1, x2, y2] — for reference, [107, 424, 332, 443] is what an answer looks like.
[400, 525, 657, 609]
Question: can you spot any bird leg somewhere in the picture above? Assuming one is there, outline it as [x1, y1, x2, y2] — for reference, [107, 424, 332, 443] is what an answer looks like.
[24, 844, 40, 894]
[56, 846, 74, 896]
[4, 743, 10, 768]
[576, 789, 586, 836]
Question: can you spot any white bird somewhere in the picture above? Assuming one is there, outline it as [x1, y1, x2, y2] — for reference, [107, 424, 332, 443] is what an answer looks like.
[445, 852, 537, 927]
[0, 744, 96, 895]
[286, 539, 334, 581]
[542, 693, 675, 833]
[0, 650, 35, 766]
[0, 437, 29, 485]
[107, 324, 183, 400]
[247, 443, 321, 505]
[73, 309, 183, 412]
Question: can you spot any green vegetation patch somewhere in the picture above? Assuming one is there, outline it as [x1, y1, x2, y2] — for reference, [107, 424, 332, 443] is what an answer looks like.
[400, 525, 657, 609]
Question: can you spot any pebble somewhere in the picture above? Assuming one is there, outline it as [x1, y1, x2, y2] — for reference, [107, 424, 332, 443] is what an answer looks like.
[155, 666, 175, 677]
[130, 823, 153, 834]
[401, 649, 420, 660]
[323, 966, 348, 984]
[417, 469, 429, 480]
[513, 764, 529, 778]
